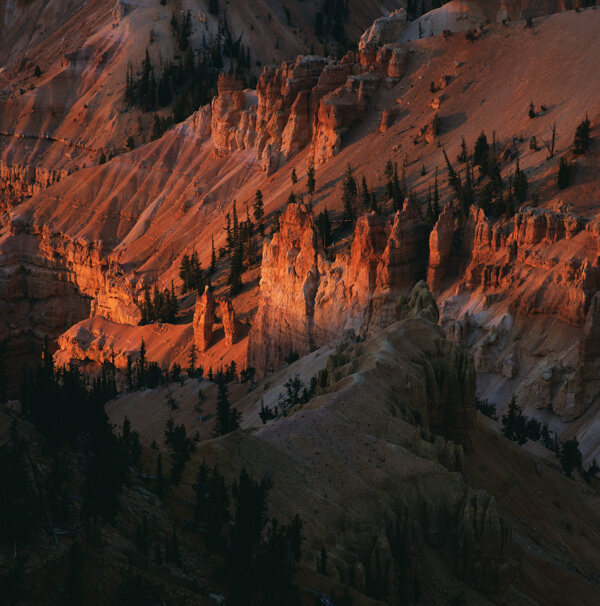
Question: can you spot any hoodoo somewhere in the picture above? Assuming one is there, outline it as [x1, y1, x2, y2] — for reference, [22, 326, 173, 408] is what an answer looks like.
[2, 2, 600, 604]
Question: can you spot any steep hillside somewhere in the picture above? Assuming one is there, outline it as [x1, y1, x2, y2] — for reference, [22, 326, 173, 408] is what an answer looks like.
[2, 3, 600, 605]
[2, 6, 600, 445]
[101, 288, 600, 605]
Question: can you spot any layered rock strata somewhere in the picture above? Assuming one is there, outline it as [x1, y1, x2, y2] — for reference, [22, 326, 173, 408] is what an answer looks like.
[218, 296, 240, 347]
[193, 286, 215, 352]
[428, 205, 600, 326]
[247, 202, 431, 372]
[209, 42, 409, 172]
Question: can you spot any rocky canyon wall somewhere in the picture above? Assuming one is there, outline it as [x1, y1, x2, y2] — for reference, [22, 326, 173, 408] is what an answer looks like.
[247, 202, 431, 373]
[209, 39, 409, 172]
[249, 201, 600, 429]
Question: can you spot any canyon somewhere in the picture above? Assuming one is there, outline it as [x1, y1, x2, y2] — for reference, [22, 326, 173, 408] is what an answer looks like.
[2, 1, 600, 603]
[1, 2, 599, 451]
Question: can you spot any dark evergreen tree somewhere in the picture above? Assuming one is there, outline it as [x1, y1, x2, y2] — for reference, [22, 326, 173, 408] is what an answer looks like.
[307, 162, 316, 197]
[559, 438, 582, 477]
[573, 116, 591, 154]
[214, 377, 240, 436]
[342, 164, 358, 221]
[360, 176, 370, 211]
[501, 396, 528, 445]
[513, 159, 528, 205]
[211, 235, 217, 273]
[253, 189, 264, 228]
[473, 131, 489, 174]
[316, 209, 332, 248]
[228, 240, 244, 295]
[164, 417, 196, 485]
[558, 157, 570, 189]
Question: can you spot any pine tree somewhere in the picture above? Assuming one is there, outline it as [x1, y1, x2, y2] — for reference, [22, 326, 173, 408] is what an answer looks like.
[291, 168, 298, 185]
[342, 164, 358, 220]
[513, 159, 528, 205]
[425, 186, 435, 224]
[214, 377, 240, 436]
[557, 157, 570, 189]
[307, 162, 316, 197]
[443, 148, 462, 203]
[225, 212, 233, 257]
[473, 131, 489, 174]
[137, 339, 147, 388]
[559, 438, 582, 477]
[573, 115, 591, 154]
[228, 241, 243, 295]
[253, 189, 264, 224]
[210, 236, 217, 273]
[232, 200, 239, 246]
[501, 396, 527, 445]
[316, 209, 332, 248]
[457, 136, 468, 163]
[361, 176, 370, 210]
[188, 343, 197, 377]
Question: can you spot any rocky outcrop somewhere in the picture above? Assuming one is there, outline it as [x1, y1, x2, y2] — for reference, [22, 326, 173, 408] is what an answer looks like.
[0, 224, 140, 339]
[432, 205, 600, 326]
[266, 308, 513, 601]
[553, 292, 600, 421]
[427, 204, 455, 291]
[193, 286, 215, 352]
[359, 9, 408, 50]
[456, 490, 514, 594]
[218, 296, 240, 347]
[0, 161, 69, 210]
[248, 203, 431, 372]
[248, 203, 319, 370]
[208, 43, 410, 171]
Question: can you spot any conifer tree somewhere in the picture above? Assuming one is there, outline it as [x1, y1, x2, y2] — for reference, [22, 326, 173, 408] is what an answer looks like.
[214, 377, 240, 436]
[501, 396, 528, 445]
[210, 236, 217, 273]
[225, 212, 233, 257]
[573, 115, 591, 154]
[443, 148, 462, 203]
[559, 438, 582, 477]
[342, 164, 358, 220]
[228, 241, 243, 295]
[558, 157, 570, 189]
[473, 131, 489, 174]
[307, 162, 316, 197]
[425, 186, 435, 224]
[513, 159, 528, 205]
[316, 209, 332, 248]
[136, 339, 147, 388]
[361, 176, 370, 210]
[253, 189, 264, 224]
[392, 163, 403, 210]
